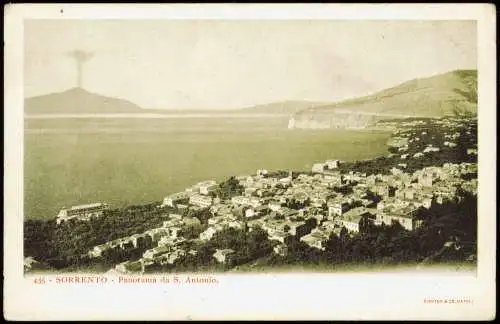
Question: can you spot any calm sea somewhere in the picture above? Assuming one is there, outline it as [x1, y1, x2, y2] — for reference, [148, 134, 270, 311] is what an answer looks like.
[24, 115, 391, 220]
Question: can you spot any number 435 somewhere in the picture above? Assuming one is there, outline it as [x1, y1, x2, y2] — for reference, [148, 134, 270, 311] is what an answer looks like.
[33, 277, 46, 284]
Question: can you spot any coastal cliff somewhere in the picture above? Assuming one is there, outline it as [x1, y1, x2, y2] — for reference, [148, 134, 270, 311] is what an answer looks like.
[288, 112, 386, 130]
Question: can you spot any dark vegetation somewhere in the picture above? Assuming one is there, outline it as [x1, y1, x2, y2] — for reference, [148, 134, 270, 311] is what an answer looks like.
[25, 192, 477, 272]
[339, 117, 477, 175]
[215, 176, 244, 200]
[25, 202, 169, 269]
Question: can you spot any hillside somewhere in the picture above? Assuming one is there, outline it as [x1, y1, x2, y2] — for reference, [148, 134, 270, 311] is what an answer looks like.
[289, 70, 477, 129]
[24, 88, 143, 114]
[297, 70, 477, 118]
[240, 100, 329, 115]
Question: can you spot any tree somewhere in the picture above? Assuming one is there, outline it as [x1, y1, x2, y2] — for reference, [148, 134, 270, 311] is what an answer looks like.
[359, 215, 374, 234]
[324, 233, 342, 259]
[187, 207, 212, 225]
[216, 176, 244, 200]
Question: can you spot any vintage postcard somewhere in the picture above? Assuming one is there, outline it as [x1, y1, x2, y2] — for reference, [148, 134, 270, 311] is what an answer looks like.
[3, 3, 496, 321]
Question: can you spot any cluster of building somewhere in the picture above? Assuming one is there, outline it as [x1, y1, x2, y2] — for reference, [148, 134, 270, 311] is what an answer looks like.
[83, 158, 477, 272]
[73, 117, 477, 272]
[160, 180, 220, 210]
[311, 159, 341, 173]
[86, 211, 205, 271]
[168, 163, 476, 261]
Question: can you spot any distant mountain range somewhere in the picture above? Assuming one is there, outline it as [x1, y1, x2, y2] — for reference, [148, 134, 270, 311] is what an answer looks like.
[288, 70, 477, 129]
[25, 87, 143, 114]
[237, 69, 477, 118]
[25, 70, 477, 117]
[294, 69, 477, 118]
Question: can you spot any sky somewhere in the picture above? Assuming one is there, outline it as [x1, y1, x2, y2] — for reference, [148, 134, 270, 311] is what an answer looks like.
[24, 20, 477, 110]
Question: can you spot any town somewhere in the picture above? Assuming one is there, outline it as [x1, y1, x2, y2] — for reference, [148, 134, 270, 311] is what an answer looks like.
[25, 116, 478, 274]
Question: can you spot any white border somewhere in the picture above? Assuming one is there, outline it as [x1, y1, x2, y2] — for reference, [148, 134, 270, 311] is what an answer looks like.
[4, 4, 497, 320]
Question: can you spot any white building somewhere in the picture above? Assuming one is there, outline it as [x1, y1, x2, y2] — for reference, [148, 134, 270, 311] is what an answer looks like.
[189, 194, 213, 208]
[340, 217, 362, 233]
[248, 197, 263, 208]
[467, 148, 478, 155]
[144, 227, 171, 242]
[245, 208, 256, 219]
[231, 196, 250, 206]
[157, 249, 186, 265]
[328, 202, 350, 219]
[143, 246, 171, 260]
[115, 260, 143, 274]
[378, 213, 423, 231]
[268, 200, 282, 212]
[257, 169, 268, 176]
[161, 192, 189, 208]
[88, 244, 107, 258]
[279, 177, 292, 186]
[199, 226, 219, 242]
[443, 141, 458, 148]
[157, 227, 182, 242]
[325, 160, 340, 169]
[158, 236, 186, 248]
[418, 174, 434, 187]
[312, 163, 326, 173]
[300, 230, 330, 250]
[268, 230, 290, 244]
[213, 249, 235, 264]
[244, 187, 258, 196]
[273, 243, 288, 256]
[199, 181, 218, 195]
[423, 146, 440, 153]
[56, 203, 108, 225]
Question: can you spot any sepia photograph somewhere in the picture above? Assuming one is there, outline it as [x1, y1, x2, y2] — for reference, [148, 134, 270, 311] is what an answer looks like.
[4, 3, 496, 321]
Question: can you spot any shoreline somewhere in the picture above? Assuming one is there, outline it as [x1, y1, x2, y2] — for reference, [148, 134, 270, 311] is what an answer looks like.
[24, 113, 291, 119]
